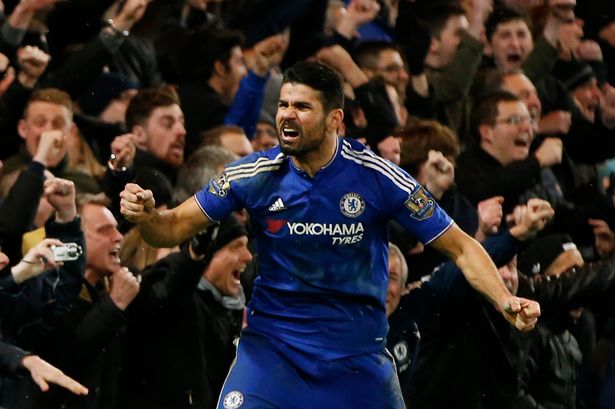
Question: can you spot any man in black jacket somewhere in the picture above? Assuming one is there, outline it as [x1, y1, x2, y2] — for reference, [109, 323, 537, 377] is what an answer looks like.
[119, 214, 252, 409]
[0, 248, 88, 397]
[13, 193, 140, 409]
[516, 234, 585, 409]
[406, 208, 615, 409]
[0, 176, 91, 406]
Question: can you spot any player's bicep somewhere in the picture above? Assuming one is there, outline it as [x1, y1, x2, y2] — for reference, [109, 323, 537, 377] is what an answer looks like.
[428, 223, 467, 262]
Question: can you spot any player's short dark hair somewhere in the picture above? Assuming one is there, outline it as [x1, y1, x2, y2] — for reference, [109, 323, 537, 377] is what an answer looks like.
[282, 61, 345, 113]
[485, 5, 532, 41]
[125, 85, 180, 130]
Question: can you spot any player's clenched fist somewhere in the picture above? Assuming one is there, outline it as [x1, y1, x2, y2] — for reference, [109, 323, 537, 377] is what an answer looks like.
[119, 183, 155, 224]
[501, 296, 540, 332]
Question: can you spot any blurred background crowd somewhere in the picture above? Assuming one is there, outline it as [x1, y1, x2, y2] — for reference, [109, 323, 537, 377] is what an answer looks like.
[0, 0, 614, 408]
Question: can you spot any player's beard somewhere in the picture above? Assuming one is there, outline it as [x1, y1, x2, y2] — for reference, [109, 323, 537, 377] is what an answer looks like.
[279, 119, 328, 158]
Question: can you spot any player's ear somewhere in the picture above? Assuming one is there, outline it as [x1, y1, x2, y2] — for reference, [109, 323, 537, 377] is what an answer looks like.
[326, 108, 344, 133]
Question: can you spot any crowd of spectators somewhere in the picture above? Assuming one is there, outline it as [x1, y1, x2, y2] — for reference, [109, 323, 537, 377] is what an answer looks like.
[0, 0, 614, 407]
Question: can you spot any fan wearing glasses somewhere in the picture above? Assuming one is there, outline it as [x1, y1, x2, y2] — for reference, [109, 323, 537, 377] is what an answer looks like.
[456, 90, 563, 215]
[475, 91, 557, 168]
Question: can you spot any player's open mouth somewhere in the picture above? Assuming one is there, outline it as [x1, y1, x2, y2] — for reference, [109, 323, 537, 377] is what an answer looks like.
[282, 128, 299, 137]
[281, 122, 301, 138]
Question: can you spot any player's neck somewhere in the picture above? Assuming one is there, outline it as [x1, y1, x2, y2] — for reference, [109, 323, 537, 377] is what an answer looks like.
[291, 134, 338, 178]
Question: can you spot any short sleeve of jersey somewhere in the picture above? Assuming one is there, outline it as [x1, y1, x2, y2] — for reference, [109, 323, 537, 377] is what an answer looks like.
[194, 168, 240, 222]
[380, 165, 453, 245]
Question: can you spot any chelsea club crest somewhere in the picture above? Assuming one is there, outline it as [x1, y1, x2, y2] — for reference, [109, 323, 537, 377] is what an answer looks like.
[223, 391, 244, 408]
[340, 193, 365, 218]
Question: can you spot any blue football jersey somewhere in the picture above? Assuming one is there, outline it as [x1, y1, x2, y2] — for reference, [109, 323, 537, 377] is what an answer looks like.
[195, 138, 453, 358]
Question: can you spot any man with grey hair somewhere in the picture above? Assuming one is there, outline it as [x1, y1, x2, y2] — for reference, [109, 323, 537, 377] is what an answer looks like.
[386, 243, 409, 318]
[385, 243, 419, 405]
[172, 145, 239, 206]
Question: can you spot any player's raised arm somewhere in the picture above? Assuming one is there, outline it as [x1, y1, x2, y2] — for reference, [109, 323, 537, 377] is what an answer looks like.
[430, 223, 540, 332]
[119, 183, 213, 248]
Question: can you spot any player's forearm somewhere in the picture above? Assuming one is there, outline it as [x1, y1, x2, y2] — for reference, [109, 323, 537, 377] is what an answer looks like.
[455, 239, 512, 311]
[138, 200, 213, 248]
[138, 209, 186, 248]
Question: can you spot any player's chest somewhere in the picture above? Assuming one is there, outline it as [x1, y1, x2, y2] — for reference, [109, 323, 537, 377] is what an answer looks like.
[247, 174, 381, 244]
[249, 173, 380, 220]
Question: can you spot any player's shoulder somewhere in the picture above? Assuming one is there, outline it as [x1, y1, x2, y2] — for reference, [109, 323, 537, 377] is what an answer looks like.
[224, 146, 286, 183]
[340, 138, 416, 183]
[339, 138, 377, 168]
[339, 137, 387, 165]
[340, 137, 369, 153]
[229, 146, 284, 166]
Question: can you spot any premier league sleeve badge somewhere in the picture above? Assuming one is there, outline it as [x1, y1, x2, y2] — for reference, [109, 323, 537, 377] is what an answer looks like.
[404, 187, 435, 221]
[209, 171, 231, 198]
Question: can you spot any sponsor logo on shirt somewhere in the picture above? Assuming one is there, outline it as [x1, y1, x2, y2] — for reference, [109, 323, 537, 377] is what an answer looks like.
[289, 222, 364, 245]
[404, 187, 435, 220]
[265, 218, 287, 234]
[266, 220, 365, 245]
[339, 192, 365, 218]
[288, 222, 364, 236]
[268, 197, 286, 212]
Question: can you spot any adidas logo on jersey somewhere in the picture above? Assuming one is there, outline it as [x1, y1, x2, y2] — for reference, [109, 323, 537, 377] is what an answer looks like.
[268, 197, 286, 212]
